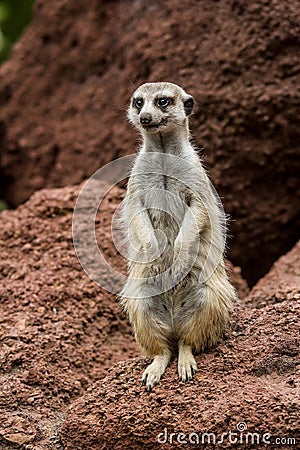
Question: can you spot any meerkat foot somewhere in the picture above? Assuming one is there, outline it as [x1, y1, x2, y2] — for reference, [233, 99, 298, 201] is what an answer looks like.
[142, 352, 171, 391]
[178, 343, 197, 382]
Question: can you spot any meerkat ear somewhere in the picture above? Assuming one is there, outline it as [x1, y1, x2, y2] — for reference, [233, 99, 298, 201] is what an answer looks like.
[183, 95, 194, 116]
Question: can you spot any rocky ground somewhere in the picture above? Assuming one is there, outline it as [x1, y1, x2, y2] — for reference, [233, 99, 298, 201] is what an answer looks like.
[61, 296, 300, 450]
[0, 185, 298, 449]
[0, 185, 251, 450]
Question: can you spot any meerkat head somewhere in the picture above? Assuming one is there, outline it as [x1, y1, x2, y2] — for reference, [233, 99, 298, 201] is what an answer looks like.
[128, 82, 194, 135]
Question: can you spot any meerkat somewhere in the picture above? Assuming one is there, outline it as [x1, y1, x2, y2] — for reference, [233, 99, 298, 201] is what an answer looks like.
[120, 82, 237, 390]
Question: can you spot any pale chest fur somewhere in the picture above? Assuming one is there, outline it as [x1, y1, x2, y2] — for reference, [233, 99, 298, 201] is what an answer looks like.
[128, 162, 195, 243]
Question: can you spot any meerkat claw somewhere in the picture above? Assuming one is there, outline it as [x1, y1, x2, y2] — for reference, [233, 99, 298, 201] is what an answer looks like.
[142, 372, 157, 390]
[142, 369, 161, 391]
[179, 365, 197, 383]
[142, 354, 171, 390]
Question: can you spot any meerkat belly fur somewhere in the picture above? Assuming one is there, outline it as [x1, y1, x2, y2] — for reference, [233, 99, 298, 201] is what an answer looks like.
[120, 82, 237, 390]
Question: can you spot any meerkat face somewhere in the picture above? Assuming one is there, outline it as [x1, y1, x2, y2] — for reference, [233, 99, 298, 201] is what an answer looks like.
[128, 82, 194, 134]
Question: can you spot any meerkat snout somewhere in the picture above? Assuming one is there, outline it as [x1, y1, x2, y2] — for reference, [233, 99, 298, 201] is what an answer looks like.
[140, 113, 152, 125]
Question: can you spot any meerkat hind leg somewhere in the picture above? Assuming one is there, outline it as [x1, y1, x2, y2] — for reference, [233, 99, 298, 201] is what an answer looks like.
[142, 350, 171, 391]
[178, 341, 197, 382]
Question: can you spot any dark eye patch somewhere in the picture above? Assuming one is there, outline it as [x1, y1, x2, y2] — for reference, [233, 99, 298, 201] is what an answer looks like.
[156, 97, 173, 108]
[133, 98, 144, 110]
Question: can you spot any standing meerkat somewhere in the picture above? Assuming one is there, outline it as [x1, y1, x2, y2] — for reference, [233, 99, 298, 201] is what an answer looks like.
[120, 82, 237, 390]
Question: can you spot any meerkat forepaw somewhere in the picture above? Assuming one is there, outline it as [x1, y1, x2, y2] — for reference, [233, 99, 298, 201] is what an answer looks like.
[142, 231, 160, 261]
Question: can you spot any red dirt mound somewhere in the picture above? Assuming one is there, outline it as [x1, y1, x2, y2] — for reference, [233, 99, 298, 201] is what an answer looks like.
[60, 241, 300, 449]
[0, 184, 247, 449]
[245, 240, 300, 308]
[0, 185, 137, 449]
[0, 0, 299, 285]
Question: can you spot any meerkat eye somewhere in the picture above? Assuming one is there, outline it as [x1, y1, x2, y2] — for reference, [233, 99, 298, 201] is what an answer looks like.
[157, 97, 173, 108]
[133, 98, 144, 110]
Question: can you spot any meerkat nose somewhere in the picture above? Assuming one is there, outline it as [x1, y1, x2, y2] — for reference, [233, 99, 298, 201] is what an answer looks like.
[140, 113, 152, 124]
